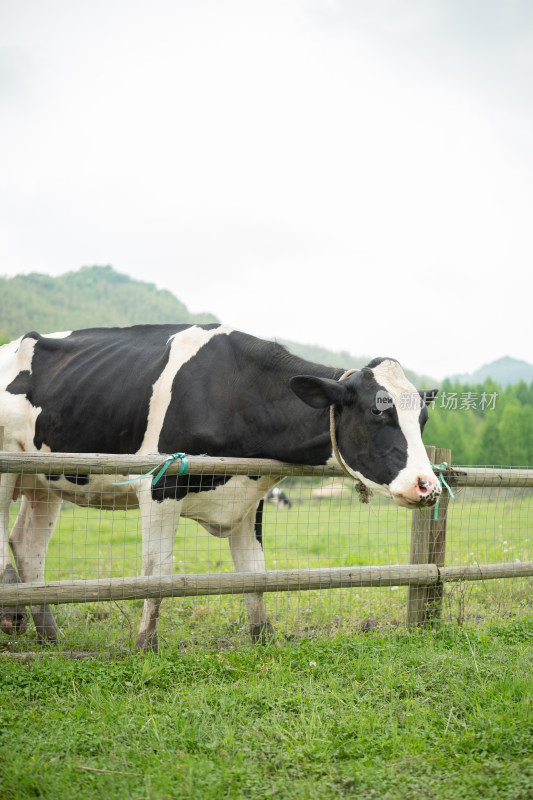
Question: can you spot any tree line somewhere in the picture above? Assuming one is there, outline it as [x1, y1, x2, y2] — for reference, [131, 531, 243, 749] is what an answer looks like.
[424, 377, 533, 466]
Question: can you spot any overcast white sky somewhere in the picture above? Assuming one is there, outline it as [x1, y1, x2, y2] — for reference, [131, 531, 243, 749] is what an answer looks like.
[1, 0, 532, 378]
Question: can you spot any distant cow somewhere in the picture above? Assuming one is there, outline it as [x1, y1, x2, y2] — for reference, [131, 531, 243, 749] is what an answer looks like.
[265, 487, 292, 510]
[0, 324, 440, 650]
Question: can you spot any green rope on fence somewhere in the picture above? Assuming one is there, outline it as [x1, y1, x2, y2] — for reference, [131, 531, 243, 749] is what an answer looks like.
[430, 461, 454, 520]
[112, 452, 189, 487]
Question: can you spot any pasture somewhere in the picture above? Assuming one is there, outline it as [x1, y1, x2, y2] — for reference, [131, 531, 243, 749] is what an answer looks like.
[1, 483, 532, 799]
[1, 622, 532, 799]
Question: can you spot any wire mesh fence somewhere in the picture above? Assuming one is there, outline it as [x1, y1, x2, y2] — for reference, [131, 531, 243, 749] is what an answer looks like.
[0, 448, 532, 656]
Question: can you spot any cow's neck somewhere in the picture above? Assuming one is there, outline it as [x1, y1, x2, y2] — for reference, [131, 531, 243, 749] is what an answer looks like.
[235, 354, 343, 466]
[261, 405, 334, 465]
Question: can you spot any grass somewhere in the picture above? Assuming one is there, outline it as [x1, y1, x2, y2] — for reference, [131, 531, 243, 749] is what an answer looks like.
[1, 621, 532, 799]
[1, 483, 532, 798]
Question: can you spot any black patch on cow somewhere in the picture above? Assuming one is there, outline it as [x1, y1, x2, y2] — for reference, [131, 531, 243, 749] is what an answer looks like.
[22, 331, 42, 342]
[365, 356, 400, 370]
[419, 389, 438, 405]
[44, 473, 90, 485]
[6, 370, 32, 396]
[419, 403, 429, 433]
[150, 472, 261, 503]
[151, 473, 231, 502]
[254, 499, 264, 548]
[64, 474, 90, 485]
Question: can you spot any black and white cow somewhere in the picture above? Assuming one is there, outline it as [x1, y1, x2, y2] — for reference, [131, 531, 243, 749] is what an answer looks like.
[0, 324, 440, 650]
[265, 488, 292, 510]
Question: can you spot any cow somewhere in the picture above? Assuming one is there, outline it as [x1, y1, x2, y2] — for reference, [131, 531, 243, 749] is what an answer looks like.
[265, 487, 292, 510]
[0, 324, 440, 651]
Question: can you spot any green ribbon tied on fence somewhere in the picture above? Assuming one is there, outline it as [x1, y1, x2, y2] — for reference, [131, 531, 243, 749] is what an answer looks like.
[112, 453, 189, 487]
[430, 461, 455, 520]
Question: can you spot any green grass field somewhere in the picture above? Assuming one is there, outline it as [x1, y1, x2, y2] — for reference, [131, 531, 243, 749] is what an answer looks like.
[1, 483, 532, 799]
[1, 623, 532, 799]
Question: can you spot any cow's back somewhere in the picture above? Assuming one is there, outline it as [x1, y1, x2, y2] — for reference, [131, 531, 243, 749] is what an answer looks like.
[0, 325, 218, 453]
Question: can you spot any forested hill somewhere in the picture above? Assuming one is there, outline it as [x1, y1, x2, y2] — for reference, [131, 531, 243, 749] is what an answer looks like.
[0, 265, 433, 386]
[450, 356, 533, 388]
[0, 265, 218, 338]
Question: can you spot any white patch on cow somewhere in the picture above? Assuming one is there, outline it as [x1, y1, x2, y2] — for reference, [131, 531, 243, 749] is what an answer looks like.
[228, 504, 270, 630]
[0, 336, 42, 452]
[42, 331, 72, 339]
[139, 324, 234, 453]
[10, 496, 62, 583]
[326, 453, 390, 498]
[181, 475, 274, 535]
[0, 337, 30, 385]
[370, 360, 438, 497]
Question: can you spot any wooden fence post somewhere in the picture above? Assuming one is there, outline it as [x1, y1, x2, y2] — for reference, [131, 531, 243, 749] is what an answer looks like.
[406, 445, 451, 627]
[407, 445, 435, 627]
[425, 446, 452, 621]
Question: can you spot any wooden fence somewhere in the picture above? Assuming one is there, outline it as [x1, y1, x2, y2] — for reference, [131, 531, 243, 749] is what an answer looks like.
[1, 440, 533, 628]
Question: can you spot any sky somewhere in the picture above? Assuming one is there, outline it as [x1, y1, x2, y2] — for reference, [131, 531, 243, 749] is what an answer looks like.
[1, 0, 532, 379]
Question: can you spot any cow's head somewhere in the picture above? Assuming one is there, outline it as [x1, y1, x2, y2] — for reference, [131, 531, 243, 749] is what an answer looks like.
[290, 358, 441, 509]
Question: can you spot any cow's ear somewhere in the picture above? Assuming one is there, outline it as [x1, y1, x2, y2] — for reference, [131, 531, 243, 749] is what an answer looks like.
[290, 375, 347, 409]
[419, 389, 438, 405]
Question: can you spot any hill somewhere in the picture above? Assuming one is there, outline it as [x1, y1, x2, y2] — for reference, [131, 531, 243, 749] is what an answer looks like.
[449, 356, 533, 388]
[279, 339, 436, 389]
[0, 265, 218, 338]
[0, 264, 434, 386]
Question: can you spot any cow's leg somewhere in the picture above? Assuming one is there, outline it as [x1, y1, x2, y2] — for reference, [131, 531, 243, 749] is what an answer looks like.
[229, 503, 274, 644]
[136, 492, 181, 653]
[10, 496, 62, 642]
[0, 473, 28, 635]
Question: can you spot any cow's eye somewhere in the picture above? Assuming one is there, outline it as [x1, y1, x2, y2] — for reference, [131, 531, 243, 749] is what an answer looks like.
[371, 407, 384, 417]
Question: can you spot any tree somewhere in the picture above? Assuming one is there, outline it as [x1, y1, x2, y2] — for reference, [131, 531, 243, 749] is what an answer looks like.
[474, 416, 505, 465]
[499, 402, 529, 466]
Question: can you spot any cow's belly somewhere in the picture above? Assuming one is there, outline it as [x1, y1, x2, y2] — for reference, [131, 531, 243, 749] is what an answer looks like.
[17, 473, 275, 533]
[17, 473, 140, 510]
[180, 475, 275, 536]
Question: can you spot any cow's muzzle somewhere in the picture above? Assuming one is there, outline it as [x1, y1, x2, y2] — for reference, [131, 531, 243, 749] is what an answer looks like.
[392, 475, 442, 509]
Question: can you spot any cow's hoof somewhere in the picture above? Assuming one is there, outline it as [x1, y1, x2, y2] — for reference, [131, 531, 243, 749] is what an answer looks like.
[250, 621, 275, 645]
[31, 606, 59, 643]
[0, 608, 28, 636]
[135, 631, 159, 653]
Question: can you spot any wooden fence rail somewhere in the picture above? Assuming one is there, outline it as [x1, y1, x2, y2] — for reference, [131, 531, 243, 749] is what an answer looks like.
[0, 562, 532, 608]
[1, 450, 533, 485]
